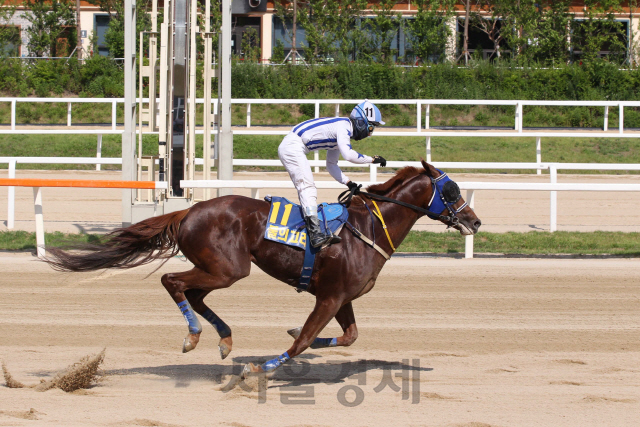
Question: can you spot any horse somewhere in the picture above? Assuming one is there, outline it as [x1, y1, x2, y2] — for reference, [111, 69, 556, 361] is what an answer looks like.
[43, 160, 481, 377]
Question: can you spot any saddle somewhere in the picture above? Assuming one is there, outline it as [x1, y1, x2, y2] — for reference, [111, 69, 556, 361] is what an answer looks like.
[263, 196, 348, 250]
[264, 196, 349, 293]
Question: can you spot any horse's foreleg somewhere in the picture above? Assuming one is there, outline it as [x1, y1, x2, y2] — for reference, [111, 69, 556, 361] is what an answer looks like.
[244, 296, 342, 376]
[184, 289, 233, 359]
[286, 301, 358, 348]
[162, 267, 243, 357]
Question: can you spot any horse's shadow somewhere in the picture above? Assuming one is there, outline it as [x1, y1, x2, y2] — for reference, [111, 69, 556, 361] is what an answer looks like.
[103, 354, 433, 390]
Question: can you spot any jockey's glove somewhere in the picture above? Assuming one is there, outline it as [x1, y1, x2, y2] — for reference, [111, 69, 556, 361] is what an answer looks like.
[372, 155, 387, 167]
[347, 181, 359, 191]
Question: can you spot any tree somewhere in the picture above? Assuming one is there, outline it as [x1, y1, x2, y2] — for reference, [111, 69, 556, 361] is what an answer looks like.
[573, 0, 626, 64]
[23, 0, 76, 57]
[89, 0, 150, 58]
[406, 0, 456, 64]
[0, 0, 20, 57]
[364, 0, 402, 62]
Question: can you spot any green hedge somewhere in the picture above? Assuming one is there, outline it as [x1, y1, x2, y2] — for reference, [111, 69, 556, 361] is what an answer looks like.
[2, 58, 640, 101]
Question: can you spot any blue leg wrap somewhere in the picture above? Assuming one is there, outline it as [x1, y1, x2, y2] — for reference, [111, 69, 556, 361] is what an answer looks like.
[310, 337, 338, 349]
[177, 300, 202, 335]
[261, 352, 290, 372]
[202, 308, 232, 338]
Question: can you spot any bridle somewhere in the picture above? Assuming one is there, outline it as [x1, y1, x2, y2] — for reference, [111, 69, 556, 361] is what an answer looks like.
[338, 170, 467, 227]
[338, 170, 468, 259]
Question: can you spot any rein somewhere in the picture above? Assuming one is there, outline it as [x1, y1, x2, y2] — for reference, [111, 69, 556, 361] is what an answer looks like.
[338, 186, 454, 223]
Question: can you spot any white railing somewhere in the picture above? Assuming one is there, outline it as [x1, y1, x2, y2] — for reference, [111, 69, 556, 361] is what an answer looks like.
[3, 97, 639, 134]
[4, 156, 640, 231]
[180, 178, 640, 259]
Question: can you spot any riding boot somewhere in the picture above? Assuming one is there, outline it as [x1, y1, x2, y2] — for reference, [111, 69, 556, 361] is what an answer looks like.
[305, 215, 340, 248]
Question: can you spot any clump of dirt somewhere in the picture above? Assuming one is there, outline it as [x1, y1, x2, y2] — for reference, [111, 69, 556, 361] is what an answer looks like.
[2, 361, 26, 388]
[2, 349, 105, 392]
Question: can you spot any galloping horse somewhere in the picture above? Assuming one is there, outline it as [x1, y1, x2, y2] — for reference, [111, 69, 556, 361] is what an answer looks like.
[44, 160, 481, 376]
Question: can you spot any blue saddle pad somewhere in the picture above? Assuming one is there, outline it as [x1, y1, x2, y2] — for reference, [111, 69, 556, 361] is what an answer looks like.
[264, 196, 349, 250]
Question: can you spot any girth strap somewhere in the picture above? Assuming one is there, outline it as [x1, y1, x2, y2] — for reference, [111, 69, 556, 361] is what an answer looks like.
[345, 222, 391, 260]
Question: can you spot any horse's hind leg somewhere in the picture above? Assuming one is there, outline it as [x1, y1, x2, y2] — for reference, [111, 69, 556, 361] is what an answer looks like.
[244, 296, 343, 376]
[161, 266, 244, 357]
[184, 289, 233, 359]
[287, 302, 358, 348]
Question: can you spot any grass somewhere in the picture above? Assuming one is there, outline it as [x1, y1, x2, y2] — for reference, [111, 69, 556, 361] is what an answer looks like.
[3, 133, 640, 174]
[0, 231, 103, 251]
[2, 230, 639, 256]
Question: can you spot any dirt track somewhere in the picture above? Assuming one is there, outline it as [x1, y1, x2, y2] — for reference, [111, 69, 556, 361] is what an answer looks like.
[1, 253, 639, 426]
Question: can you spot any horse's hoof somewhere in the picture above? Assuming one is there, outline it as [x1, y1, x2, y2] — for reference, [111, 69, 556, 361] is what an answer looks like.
[182, 333, 200, 353]
[287, 326, 302, 339]
[218, 335, 232, 360]
[241, 363, 263, 378]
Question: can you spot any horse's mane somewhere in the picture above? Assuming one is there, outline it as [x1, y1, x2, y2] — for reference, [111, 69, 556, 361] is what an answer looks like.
[365, 166, 423, 196]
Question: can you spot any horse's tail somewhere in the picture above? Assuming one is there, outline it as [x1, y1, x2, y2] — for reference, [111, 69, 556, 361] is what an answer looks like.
[43, 209, 191, 272]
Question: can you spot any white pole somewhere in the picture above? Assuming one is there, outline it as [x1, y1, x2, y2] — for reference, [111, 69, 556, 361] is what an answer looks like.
[619, 104, 624, 134]
[112, 100, 117, 130]
[96, 134, 103, 171]
[315, 102, 319, 118]
[370, 163, 377, 182]
[247, 103, 251, 128]
[536, 136, 541, 175]
[550, 165, 557, 232]
[67, 102, 72, 126]
[604, 106, 609, 131]
[465, 189, 475, 259]
[335, 103, 339, 117]
[11, 100, 16, 130]
[519, 103, 523, 133]
[416, 102, 421, 132]
[425, 104, 430, 129]
[314, 103, 320, 173]
[7, 159, 16, 229]
[426, 136, 431, 163]
[33, 187, 45, 258]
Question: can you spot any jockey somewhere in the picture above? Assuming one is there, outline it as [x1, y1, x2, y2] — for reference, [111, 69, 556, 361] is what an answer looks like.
[278, 99, 387, 248]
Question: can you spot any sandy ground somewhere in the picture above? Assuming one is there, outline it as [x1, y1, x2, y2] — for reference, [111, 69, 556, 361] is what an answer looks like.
[0, 253, 639, 427]
[3, 170, 640, 234]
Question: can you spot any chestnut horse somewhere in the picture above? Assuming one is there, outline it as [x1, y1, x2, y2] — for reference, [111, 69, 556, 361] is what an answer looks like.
[44, 161, 481, 376]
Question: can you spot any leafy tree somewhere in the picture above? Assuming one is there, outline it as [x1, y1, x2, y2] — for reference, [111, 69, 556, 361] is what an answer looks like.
[23, 0, 76, 57]
[364, 0, 402, 62]
[240, 27, 260, 62]
[86, 0, 151, 58]
[573, 0, 626, 64]
[406, 0, 456, 64]
[0, 1, 20, 57]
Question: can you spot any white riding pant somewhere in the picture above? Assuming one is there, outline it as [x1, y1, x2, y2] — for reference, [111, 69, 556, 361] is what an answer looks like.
[278, 132, 316, 216]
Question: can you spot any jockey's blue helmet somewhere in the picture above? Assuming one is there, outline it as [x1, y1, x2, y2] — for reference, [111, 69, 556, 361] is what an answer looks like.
[350, 99, 385, 126]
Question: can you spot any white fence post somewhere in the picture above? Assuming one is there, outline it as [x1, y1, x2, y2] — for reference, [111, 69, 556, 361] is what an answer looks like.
[604, 106, 609, 131]
[426, 136, 432, 163]
[33, 187, 45, 258]
[465, 189, 475, 259]
[425, 104, 430, 129]
[550, 165, 557, 232]
[370, 163, 377, 182]
[246, 103, 251, 128]
[11, 100, 16, 130]
[619, 104, 624, 134]
[112, 100, 117, 130]
[96, 135, 103, 171]
[7, 159, 16, 229]
[536, 137, 542, 175]
[416, 102, 421, 132]
[315, 102, 319, 118]
[515, 103, 519, 131]
[335, 103, 340, 117]
[67, 102, 72, 127]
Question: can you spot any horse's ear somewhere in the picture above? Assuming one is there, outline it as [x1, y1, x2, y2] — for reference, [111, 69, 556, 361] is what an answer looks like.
[421, 159, 438, 178]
